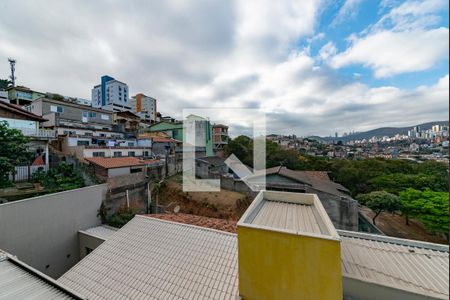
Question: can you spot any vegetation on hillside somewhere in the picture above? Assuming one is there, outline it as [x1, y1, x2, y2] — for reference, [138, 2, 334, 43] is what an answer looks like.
[32, 162, 84, 192]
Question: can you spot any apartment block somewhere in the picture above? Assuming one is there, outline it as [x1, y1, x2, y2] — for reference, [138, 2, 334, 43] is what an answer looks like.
[130, 93, 157, 123]
[91, 75, 130, 112]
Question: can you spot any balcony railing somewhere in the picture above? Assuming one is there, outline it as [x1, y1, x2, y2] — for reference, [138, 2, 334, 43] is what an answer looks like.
[17, 127, 56, 138]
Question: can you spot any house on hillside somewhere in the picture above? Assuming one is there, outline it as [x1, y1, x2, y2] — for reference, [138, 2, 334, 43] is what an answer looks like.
[0, 101, 56, 180]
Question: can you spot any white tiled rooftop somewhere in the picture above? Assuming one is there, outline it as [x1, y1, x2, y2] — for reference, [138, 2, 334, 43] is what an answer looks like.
[59, 216, 239, 300]
[339, 230, 449, 300]
[0, 252, 82, 300]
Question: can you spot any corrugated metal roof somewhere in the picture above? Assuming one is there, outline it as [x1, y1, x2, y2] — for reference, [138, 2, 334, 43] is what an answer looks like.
[0, 253, 83, 300]
[59, 214, 449, 299]
[239, 191, 339, 239]
[339, 230, 449, 299]
[252, 200, 325, 234]
[59, 216, 239, 300]
[80, 225, 118, 241]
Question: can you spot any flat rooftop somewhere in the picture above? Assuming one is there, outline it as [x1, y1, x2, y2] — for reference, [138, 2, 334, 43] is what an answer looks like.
[238, 191, 340, 240]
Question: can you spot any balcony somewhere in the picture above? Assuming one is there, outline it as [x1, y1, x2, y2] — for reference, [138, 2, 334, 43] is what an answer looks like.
[17, 127, 57, 139]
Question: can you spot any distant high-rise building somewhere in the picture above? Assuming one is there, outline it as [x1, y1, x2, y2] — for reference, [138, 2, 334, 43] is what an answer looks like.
[335, 132, 338, 138]
[130, 93, 157, 123]
[91, 75, 130, 112]
[432, 124, 441, 132]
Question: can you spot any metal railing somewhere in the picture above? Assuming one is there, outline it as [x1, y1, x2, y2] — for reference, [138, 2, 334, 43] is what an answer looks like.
[16, 127, 56, 138]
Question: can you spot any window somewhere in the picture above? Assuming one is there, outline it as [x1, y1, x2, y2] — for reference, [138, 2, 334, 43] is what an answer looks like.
[82, 112, 88, 117]
[93, 152, 105, 157]
[99, 133, 106, 137]
[88, 112, 97, 118]
[77, 140, 89, 146]
[101, 114, 109, 120]
[128, 142, 134, 147]
[143, 151, 149, 156]
[128, 151, 135, 157]
[50, 105, 63, 113]
[85, 132, 93, 136]
[113, 152, 122, 157]
[130, 167, 142, 174]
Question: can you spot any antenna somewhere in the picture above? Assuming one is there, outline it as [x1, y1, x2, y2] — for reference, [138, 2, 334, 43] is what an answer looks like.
[8, 58, 16, 87]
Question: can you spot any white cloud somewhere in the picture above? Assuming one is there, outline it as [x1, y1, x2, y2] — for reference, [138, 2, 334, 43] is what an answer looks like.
[330, 28, 449, 77]
[331, 0, 362, 27]
[318, 41, 337, 61]
[329, 0, 449, 78]
[0, 0, 447, 136]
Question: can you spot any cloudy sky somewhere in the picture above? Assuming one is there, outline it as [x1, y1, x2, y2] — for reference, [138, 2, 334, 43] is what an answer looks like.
[0, 0, 448, 137]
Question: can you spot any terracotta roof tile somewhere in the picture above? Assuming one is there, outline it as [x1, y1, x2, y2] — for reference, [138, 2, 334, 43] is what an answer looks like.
[143, 213, 237, 233]
[85, 157, 145, 169]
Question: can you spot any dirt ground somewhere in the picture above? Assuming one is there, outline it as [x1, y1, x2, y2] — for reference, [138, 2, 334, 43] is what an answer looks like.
[155, 174, 251, 221]
[360, 206, 447, 244]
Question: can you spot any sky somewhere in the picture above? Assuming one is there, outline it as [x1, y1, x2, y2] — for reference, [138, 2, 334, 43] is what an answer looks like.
[0, 0, 448, 137]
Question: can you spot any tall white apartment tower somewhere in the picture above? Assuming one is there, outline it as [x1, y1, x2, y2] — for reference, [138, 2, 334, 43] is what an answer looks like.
[91, 75, 130, 112]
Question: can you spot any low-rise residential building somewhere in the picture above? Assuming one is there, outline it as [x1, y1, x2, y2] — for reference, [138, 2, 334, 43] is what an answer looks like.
[91, 75, 130, 112]
[112, 110, 140, 133]
[85, 157, 146, 178]
[130, 93, 157, 124]
[6, 86, 46, 106]
[85, 156, 163, 179]
[26, 98, 114, 131]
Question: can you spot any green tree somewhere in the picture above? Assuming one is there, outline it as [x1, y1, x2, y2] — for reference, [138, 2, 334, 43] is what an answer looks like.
[32, 162, 84, 192]
[356, 191, 401, 225]
[0, 79, 11, 89]
[0, 121, 30, 187]
[399, 189, 449, 238]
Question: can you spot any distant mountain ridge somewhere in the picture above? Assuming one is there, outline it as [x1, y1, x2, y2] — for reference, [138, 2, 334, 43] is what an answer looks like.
[312, 121, 448, 142]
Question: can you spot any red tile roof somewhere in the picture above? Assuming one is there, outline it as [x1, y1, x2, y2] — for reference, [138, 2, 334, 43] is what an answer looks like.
[85, 157, 145, 169]
[143, 213, 237, 233]
[151, 136, 181, 143]
[31, 155, 45, 166]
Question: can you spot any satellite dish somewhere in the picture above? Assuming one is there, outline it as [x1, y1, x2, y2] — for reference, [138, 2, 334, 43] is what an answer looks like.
[173, 205, 180, 214]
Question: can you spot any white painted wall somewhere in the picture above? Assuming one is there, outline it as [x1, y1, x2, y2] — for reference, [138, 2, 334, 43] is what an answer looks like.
[0, 184, 107, 278]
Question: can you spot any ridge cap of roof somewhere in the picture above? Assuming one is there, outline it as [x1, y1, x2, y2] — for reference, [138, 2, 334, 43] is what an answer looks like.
[338, 230, 449, 252]
[137, 215, 237, 237]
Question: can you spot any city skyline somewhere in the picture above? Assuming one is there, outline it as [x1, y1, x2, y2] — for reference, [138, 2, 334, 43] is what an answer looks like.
[0, 0, 448, 136]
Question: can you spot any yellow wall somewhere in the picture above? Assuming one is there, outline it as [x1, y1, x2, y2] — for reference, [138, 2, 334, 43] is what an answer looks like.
[238, 226, 342, 300]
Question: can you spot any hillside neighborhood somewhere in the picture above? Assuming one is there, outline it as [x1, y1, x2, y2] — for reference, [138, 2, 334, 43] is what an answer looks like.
[0, 0, 449, 299]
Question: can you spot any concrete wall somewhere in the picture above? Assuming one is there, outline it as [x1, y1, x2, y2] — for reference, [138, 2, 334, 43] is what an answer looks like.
[78, 232, 106, 260]
[108, 167, 132, 177]
[0, 184, 107, 278]
[306, 188, 358, 231]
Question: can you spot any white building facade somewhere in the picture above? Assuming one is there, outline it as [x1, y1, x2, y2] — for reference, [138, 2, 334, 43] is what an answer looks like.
[91, 75, 130, 112]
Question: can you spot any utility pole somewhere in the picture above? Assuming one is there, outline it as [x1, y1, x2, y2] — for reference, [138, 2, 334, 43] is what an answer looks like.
[8, 58, 16, 87]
